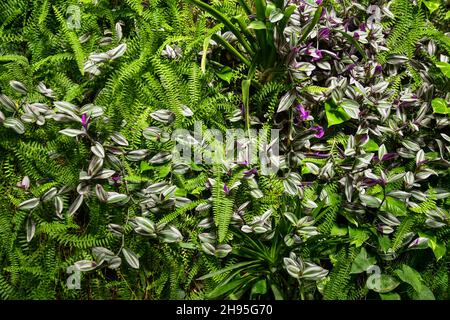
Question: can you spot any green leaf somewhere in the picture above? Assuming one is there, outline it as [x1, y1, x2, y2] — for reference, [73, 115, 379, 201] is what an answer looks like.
[325, 100, 351, 127]
[378, 235, 391, 253]
[394, 265, 423, 292]
[140, 161, 153, 173]
[380, 292, 401, 300]
[430, 240, 446, 261]
[201, 36, 211, 74]
[270, 284, 284, 300]
[197, 261, 258, 280]
[206, 277, 248, 299]
[340, 99, 360, 119]
[216, 66, 234, 83]
[122, 248, 139, 269]
[436, 61, 450, 78]
[363, 139, 379, 152]
[247, 20, 267, 30]
[335, 30, 367, 61]
[367, 274, 400, 293]
[251, 279, 267, 295]
[413, 286, 435, 300]
[423, 0, 441, 14]
[330, 224, 347, 236]
[157, 163, 171, 178]
[446, 10, 450, 20]
[348, 227, 369, 247]
[431, 98, 448, 114]
[300, 6, 323, 42]
[350, 248, 376, 274]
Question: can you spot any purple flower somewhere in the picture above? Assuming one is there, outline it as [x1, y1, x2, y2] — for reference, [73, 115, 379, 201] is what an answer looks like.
[346, 64, 356, 72]
[360, 23, 367, 32]
[318, 28, 330, 40]
[223, 184, 230, 195]
[311, 49, 323, 62]
[244, 168, 258, 176]
[316, 0, 323, 5]
[375, 65, 383, 74]
[310, 125, 325, 138]
[237, 159, 249, 166]
[296, 104, 310, 121]
[111, 174, 121, 183]
[81, 113, 89, 129]
[299, 45, 323, 62]
[16, 176, 30, 190]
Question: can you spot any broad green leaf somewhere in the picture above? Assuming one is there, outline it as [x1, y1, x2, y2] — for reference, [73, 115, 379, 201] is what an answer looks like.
[380, 292, 401, 300]
[157, 163, 171, 178]
[349, 227, 369, 247]
[412, 286, 435, 300]
[367, 274, 400, 293]
[270, 284, 284, 300]
[350, 248, 376, 274]
[251, 279, 267, 295]
[423, 0, 441, 14]
[363, 139, 379, 152]
[429, 240, 446, 261]
[394, 265, 423, 292]
[436, 61, 450, 78]
[325, 100, 351, 127]
[216, 66, 233, 83]
[206, 277, 249, 299]
[378, 235, 391, 253]
[247, 20, 266, 30]
[431, 98, 448, 114]
[330, 224, 347, 236]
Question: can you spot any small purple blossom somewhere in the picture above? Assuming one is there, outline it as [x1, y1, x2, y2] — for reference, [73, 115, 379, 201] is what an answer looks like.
[296, 104, 310, 121]
[223, 184, 230, 195]
[310, 125, 325, 138]
[81, 113, 89, 129]
[311, 49, 323, 62]
[346, 64, 356, 72]
[237, 159, 249, 166]
[299, 45, 323, 62]
[244, 168, 258, 176]
[316, 0, 323, 5]
[16, 176, 30, 190]
[375, 65, 383, 74]
[111, 174, 121, 183]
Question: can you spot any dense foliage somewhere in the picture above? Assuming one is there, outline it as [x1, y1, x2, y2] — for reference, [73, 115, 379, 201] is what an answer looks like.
[0, 0, 449, 300]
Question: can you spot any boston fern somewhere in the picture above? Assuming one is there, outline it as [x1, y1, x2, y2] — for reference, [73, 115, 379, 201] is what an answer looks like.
[0, 0, 449, 300]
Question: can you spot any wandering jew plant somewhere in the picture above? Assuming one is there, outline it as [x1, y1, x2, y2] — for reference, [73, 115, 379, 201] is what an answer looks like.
[0, 0, 448, 300]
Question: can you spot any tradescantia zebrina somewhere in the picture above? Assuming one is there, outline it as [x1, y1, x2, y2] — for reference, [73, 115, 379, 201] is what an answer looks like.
[0, 0, 448, 300]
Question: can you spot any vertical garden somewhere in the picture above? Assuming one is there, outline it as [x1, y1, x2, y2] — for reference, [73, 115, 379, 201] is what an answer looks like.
[0, 0, 449, 300]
